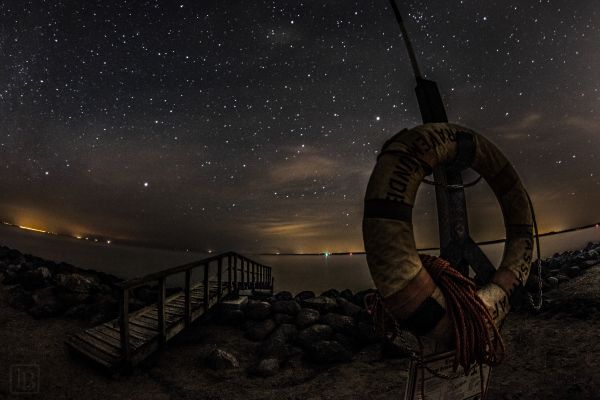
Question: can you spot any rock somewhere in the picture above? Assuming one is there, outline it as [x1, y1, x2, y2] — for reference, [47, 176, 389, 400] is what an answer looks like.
[296, 324, 333, 348]
[29, 287, 63, 318]
[566, 266, 581, 278]
[272, 300, 301, 315]
[352, 289, 378, 307]
[55, 273, 94, 305]
[321, 313, 358, 336]
[340, 289, 354, 301]
[296, 308, 320, 328]
[308, 340, 352, 364]
[20, 267, 52, 290]
[301, 296, 337, 313]
[336, 297, 363, 317]
[320, 288, 340, 298]
[245, 319, 277, 341]
[273, 291, 293, 301]
[274, 313, 294, 325]
[546, 276, 560, 289]
[245, 300, 271, 321]
[294, 290, 315, 301]
[253, 358, 280, 376]
[582, 260, 600, 269]
[205, 349, 239, 370]
[260, 323, 298, 360]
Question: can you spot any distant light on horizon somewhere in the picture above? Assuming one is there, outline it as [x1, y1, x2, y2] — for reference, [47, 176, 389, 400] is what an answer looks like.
[18, 225, 48, 234]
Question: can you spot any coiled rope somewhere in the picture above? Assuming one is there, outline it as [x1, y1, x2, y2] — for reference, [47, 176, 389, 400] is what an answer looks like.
[419, 254, 505, 373]
[365, 254, 506, 398]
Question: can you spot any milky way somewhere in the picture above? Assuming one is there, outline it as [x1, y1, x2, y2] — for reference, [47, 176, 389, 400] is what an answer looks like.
[1, 0, 598, 253]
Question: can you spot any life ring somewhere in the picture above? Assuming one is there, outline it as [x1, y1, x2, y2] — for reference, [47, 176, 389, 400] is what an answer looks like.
[362, 122, 533, 342]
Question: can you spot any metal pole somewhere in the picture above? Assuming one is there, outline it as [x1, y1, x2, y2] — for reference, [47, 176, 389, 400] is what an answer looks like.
[387, 0, 495, 280]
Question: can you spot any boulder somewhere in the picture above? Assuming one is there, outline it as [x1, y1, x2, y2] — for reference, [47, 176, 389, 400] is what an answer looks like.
[296, 308, 320, 328]
[353, 289, 378, 307]
[260, 323, 298, 360]
[294, 290, 315, 301]
[336, 297, 363, 317]
[245, 300, 272, 321]
[566, 266, 581, 278]
[273, 291, 293, 301]
[340, 289, 354, 301]
[253, 358, 280, 376]
[308, 340, 352, 364]
[272, 300, 301, 315]
[20, 267, 52, 290]
[296, 324, 333, 348]
[320, 288, 340, 298]
[301, 296, 337, 313]
[205, 349, 239, 370]
[273, 313, 294, 325]
[321, 313, 358, 337]
[55, 273, 95, 305]
[546, 276, 560, 289]
[245, 319, 277, 341]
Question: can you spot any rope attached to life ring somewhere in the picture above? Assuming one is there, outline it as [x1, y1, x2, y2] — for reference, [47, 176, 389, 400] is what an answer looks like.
[419, 254, 505, 374]
[365, 254, 505, 376]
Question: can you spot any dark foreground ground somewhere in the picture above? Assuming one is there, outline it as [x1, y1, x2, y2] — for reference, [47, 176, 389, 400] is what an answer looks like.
[1, 247, 600, 399]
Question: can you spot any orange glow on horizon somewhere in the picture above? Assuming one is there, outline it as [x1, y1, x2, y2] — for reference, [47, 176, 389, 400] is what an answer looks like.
[18, 225, 48, 234]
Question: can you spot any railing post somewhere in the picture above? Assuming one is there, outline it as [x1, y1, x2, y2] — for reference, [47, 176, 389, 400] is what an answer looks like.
[184, 270, 191, 327]
[217, 257, 223, 302]
[227, 255, 232, 292]
[158, 277, 166, 344]
[119, 288, 131, 365]
[203, 262, 209, 312]
[251, 262, 255, 289]
[233, 256, 238, 290]
[271, 276, 275, 294]
[246, 259, 250, 286]
[240, 258, 244, 289]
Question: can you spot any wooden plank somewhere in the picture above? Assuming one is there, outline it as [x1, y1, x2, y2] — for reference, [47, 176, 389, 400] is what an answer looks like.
[100, 324, 146, 344]
[131, 317, 159, 330]
[184, 269, 191, 327]
[127, 323, 158, 339]
[66, 335, 114, 369]
[87, 327, 142, 351]
[119, 289, 130, 363]
[75, 332, 121, 358]
[157, 277, 166, 345]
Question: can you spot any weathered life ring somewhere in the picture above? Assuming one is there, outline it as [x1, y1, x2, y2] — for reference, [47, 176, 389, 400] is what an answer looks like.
[362, 122, 533, 342]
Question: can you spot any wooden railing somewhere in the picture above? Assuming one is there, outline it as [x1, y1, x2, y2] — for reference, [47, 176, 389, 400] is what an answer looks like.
[115, 251, 273, 364]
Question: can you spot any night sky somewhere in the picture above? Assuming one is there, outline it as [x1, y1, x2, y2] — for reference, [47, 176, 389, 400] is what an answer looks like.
[1, 0, 598, 254]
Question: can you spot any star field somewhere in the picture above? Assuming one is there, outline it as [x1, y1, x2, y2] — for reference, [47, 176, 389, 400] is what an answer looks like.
[0, 0, 599, 253]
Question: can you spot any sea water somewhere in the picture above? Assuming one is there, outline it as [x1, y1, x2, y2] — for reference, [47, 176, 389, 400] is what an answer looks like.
[1, 223, 599, 294]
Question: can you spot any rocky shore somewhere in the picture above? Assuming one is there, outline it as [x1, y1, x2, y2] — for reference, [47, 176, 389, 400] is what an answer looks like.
[2, 241, 600, 377]
[1, 242, 600, 398]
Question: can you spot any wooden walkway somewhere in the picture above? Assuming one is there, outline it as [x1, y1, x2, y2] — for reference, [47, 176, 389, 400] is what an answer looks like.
[65, 252, 273, 370]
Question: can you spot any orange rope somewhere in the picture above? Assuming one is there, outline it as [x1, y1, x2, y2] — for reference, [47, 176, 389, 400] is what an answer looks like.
[419, 254, 505, 375]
